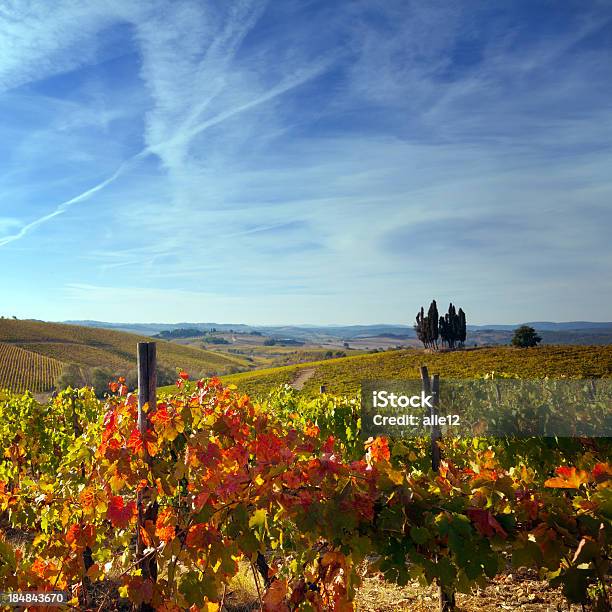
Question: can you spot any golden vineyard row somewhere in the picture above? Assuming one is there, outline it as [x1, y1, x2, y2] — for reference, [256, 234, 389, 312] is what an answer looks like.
[0, 342, 63, 392]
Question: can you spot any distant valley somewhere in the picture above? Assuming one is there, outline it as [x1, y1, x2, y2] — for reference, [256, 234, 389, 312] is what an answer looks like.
[65, 319, 612, 347]
[2, 317, 611, 395]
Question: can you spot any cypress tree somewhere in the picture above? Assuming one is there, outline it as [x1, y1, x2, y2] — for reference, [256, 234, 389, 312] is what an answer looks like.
[415, 306, 428, 348]
[446, 303, 454, 349]
[444, 311, 452, 348]
[458, 308, 467, 347]
[439, 315, 447, 347]
[454, 304, 461, 348]
[428, 300, 439, 349]
[415, 301, 467, 350]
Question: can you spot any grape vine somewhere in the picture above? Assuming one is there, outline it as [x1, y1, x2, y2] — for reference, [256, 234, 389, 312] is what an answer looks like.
[0, 378, 610, 610]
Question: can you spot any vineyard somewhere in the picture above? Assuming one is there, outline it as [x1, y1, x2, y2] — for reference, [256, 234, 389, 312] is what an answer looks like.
[0, 320, 249, 392]
[218, 345, 612, 399]
[0, 342, 63, 392]
[0, 366, 610, 611]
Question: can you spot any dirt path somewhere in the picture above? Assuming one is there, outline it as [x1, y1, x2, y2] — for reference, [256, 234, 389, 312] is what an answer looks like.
[290, 368, 316, 390]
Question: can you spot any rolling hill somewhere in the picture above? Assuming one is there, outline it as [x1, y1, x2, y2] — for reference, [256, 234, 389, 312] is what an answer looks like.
[0, 319, 250, 393]
[0, 342, 64, 393]
[212, 345, 612, 399]
[65, 320, 612, 346]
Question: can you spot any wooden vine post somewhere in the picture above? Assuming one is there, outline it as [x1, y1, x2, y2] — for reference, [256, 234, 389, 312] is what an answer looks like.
[137, 342, 159, 612]
[70, 392, 94, 609]
[420, 366, 456, 611]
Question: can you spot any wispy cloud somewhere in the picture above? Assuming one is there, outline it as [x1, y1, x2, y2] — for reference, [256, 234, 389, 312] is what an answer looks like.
[0, 0, 335, 249]
[1, 0, 611, 323]
[149, 58, 335, 165]
[0, 155, 141, 247]
[135, 2, 269, 167]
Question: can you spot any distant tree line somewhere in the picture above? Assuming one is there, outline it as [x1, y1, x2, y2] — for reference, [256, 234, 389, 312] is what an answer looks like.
[325, 350, 346, 359]
[55, 361, 250, 397]
[415, 300, 467, 349]
[203, 335, 229, 345]
[155, 328, 205, 339]
[55, 364, 179, 398]
[263, 338, 305, 347]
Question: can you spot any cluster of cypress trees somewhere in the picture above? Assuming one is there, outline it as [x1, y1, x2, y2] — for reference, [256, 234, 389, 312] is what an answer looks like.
[415, 300, 467, 349]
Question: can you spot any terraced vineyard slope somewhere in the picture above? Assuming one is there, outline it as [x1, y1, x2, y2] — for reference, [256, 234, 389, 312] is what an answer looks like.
[0, 319, 249, 393]
[216, 345, 612, 398]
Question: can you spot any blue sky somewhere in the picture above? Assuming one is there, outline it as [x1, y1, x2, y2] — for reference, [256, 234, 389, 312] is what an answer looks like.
[0, 0, 611, 325]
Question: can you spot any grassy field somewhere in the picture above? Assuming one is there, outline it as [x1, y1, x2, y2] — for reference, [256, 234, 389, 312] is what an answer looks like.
[193, 345, 612, 399]
[0, 319, 251, 392]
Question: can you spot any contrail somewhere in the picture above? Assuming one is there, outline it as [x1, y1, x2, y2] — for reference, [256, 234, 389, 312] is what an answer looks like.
[0, 154, 144, 247]
[159, 61, 333, 154]
[0, 61, 334, 249]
